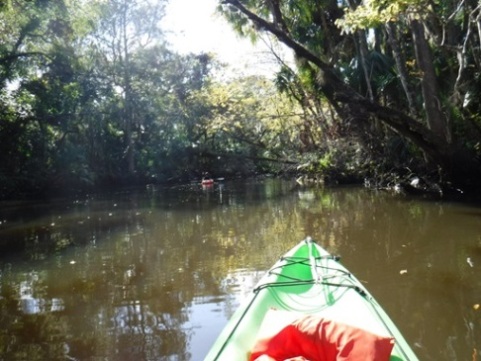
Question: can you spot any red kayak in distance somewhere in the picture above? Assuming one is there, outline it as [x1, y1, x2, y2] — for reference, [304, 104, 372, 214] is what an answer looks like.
[201, 178, 214, 185]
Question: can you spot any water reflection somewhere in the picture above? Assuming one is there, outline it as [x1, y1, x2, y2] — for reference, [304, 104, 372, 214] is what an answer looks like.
[0, 181, 480, 360]
[19, 272, 65, 314]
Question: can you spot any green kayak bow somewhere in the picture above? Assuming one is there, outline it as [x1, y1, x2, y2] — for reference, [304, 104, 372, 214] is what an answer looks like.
[205, 237, 419, 361]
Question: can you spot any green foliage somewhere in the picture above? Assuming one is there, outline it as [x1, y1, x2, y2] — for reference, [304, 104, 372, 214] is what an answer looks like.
[1, 0, 299, 196]
[336, 0, 428, 33]
[200, 75, 306, 172]
[318, 152, 333, 170]
[219, 0, 481, 186]
[2, 0, 481, 197]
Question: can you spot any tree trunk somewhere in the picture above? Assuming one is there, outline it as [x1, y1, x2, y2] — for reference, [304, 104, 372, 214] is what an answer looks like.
[120, 0, 135, 176]
[385, 22, 416, 116]
[357, 29, 374, 101]
[410, 19, 451, 144]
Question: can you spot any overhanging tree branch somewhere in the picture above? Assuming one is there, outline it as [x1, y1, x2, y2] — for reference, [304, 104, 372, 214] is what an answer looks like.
[220, 0, 460, 172]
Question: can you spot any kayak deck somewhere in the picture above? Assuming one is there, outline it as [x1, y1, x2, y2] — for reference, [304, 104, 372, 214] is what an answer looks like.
[205, 238, 418, 361]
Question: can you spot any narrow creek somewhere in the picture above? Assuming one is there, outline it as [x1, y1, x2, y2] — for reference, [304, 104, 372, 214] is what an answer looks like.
[0, 179, 479, 360]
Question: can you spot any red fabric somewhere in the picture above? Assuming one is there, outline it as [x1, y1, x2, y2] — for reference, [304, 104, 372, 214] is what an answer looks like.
[249, 315, 394, 361]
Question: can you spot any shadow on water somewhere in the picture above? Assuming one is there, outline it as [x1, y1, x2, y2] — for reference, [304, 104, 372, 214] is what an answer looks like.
[0, 179, 479, 360]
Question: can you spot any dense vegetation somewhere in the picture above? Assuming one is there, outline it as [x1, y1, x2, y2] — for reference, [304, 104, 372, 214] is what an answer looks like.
[1, 0, 481, 199]
[219, 0, 481, 192]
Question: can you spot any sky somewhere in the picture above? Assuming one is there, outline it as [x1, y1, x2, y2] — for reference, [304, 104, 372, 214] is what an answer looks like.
[162, 0, 290, 77]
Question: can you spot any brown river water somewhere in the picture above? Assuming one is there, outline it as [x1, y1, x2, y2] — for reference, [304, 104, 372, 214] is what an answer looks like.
[0, 179, 480, 361]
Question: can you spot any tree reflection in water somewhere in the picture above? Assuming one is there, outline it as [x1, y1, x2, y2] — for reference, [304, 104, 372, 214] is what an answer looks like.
[0, 180, 295, 360]
[0, 180, 480, 360]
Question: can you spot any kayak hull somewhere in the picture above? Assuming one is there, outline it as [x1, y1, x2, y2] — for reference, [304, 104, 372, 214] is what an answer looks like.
[205, 238, 419, 361]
